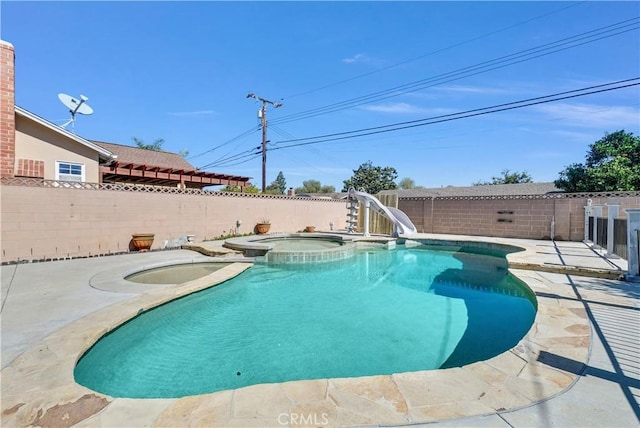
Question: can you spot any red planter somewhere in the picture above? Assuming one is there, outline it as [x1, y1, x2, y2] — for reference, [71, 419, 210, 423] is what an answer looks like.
[131, 233, 155, 251]
[256, 223, 271, 234]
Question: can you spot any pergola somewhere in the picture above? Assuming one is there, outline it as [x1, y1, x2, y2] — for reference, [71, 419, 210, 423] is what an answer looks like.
[100, 161, 251, 189]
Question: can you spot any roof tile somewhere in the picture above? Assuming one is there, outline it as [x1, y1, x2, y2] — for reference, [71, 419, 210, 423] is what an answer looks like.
[93, 141, 195, 170]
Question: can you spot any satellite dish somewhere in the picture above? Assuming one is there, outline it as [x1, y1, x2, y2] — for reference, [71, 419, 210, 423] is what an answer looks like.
[58, 93, 93, 130]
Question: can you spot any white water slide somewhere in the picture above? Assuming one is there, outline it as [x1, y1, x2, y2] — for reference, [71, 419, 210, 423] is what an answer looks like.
[348, 188, 417, 237]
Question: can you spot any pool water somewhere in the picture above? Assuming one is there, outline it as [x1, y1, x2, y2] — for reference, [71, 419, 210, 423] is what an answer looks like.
[260, 237, 344, 251]
[74, 247, 536, 398]
[125, 262, 231, 284]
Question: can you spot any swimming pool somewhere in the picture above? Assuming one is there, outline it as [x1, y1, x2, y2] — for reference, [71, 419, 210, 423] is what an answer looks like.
[74, 246, 536, 398]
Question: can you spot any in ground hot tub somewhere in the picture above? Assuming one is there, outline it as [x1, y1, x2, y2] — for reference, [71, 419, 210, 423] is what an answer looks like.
[223, 233, 357, 264]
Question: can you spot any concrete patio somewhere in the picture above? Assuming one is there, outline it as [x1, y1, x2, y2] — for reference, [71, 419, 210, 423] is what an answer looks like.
[1, 235, 638, 427]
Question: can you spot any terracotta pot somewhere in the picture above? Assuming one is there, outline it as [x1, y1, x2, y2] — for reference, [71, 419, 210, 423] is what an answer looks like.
[256, 223, 271, 234]
[305, 226, 316, 232]
[131, 233, 155, 251]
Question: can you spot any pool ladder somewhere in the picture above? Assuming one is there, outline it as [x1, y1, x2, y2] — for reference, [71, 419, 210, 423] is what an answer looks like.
[346, 195, 359, 233]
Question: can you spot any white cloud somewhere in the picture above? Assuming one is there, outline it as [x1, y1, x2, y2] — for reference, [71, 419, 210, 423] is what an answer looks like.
[361, 102, 455, 115]
[167, 110, 217, 117]
[342, 53, 368, 64]
[523, 150, 566, 160]
[433, 85, 509, 95]
[548, 130, 597, 141]
[531, 102, 640, 128]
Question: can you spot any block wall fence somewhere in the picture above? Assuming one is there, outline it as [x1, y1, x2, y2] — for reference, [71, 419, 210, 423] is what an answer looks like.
[398, 194, 640, 241]
[2, 181, 640, 263]
[0, 182, 347, 263]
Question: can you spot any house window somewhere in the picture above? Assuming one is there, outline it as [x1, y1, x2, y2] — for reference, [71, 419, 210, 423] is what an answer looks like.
[56, 161, 85, 182]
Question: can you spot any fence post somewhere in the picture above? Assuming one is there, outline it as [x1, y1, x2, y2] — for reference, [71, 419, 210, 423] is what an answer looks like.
[625, 209, 640, 281]
[606, 203, 620, 257]
[592, 205, 603, 249]
[583, 201, 593, 242]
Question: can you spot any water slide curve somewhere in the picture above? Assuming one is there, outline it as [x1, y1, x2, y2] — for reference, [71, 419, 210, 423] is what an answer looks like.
[348, 189, 417, 236]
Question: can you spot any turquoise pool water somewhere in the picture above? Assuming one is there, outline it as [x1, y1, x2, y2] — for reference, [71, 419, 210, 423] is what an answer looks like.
[260, 236, 344, 251]
[74, 247, 536, 398]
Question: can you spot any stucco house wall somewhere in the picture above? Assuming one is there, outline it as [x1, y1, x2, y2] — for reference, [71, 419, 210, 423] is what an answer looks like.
[15, 114, 103, 182]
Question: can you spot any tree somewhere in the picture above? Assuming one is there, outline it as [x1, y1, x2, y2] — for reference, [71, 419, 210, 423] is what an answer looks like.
[342, 161, 398, 194]
[219, 183, 259, 194]
[133, 137, 165, 151]
[133, 137, 189, 158]
[474, 169, 533, 186]
[555, 130, 640, 192]
[296, 179, 321, 193]
[295, 179, 335, 194]
[398, 177, 415, 189]
[265, 171, 287, 194]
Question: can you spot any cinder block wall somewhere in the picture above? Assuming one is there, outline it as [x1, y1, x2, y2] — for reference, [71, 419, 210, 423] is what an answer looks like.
[3, 184, 639, 262]
[399, 195, 640, 241]
[0, 185, 346, 262]
[432, 198, 556, 239]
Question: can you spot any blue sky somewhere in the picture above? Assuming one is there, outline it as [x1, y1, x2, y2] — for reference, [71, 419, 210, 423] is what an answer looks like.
[2, 1, 639, 191]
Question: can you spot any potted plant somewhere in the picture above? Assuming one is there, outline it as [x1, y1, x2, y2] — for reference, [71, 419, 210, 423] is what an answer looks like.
[256, 219, 271, 234]
[131, 233, 155, 251]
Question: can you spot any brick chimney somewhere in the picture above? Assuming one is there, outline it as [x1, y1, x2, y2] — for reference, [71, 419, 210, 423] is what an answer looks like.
[0, 40, 15, 178]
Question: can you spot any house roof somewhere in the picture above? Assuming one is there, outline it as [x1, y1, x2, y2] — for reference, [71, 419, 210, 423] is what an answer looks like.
[13, 106, 250, 187]
[93, 141, 195, 170]
[15, 106, 116, 161]
[380, 182, 563, 198]
[93, 141, 251, 188]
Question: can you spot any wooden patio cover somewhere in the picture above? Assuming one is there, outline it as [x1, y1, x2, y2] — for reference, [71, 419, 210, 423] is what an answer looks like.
[100, 161, 251, 189]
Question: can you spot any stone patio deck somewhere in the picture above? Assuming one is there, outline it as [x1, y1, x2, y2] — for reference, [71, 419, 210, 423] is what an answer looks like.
[1, 235, 638, 427]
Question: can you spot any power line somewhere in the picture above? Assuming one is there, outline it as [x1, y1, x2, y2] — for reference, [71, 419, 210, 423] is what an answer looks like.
[197, 131, 259, 169]
[200, 147, 260, 169]
[270, 78, 640, 150]
[282, 1, 587, 100]
[192, 5, 589, 168]
[271, 18, 639, 126]
[197, 119, 292, 170]
[206, 151, 262, 168]
[200, 122, 294, 170]
[188, 125, 259, 162]
[269, 124, 297, 140]
[273, 78, 639, 145]
[273, 18, 638, 125]
[205, 79, 638, 172]
[205, 79, 639, 169]
[196, 18, 638, 174]
[199, 137, 259, 169]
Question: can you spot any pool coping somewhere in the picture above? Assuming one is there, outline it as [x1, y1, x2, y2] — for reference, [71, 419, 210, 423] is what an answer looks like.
[1, 237, 592, 427]
[222, 232, 359, 253]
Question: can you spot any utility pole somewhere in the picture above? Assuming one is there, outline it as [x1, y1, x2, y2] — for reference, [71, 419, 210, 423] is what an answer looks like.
[246, 92, 282, 192]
